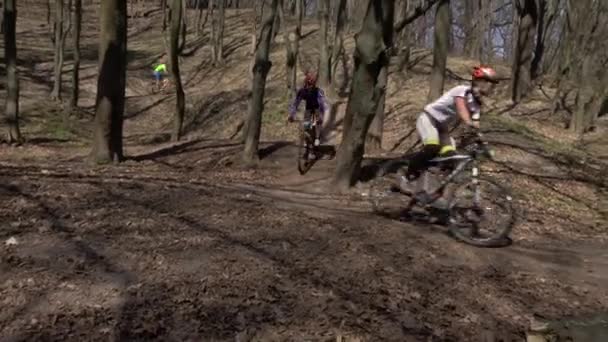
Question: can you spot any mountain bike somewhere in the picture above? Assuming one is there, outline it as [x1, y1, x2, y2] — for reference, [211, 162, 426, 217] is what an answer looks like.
[292, 111, 321, 175]
[151, 78, 172, 94]
[369, 131, 515, 247]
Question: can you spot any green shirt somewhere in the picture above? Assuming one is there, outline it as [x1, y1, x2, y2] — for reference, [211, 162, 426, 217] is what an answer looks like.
[154, 64, 167, 73]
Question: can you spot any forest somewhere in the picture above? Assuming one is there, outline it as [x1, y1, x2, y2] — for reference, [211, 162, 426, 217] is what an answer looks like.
[1, 0, 607, 340]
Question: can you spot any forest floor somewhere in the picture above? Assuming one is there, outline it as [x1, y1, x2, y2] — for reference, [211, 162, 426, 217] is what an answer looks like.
[1, 4, 608, 341]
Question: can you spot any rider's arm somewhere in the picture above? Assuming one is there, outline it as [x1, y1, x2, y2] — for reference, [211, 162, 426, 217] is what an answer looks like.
[455, 97, 477, 128]
[288, 90, 303, 119]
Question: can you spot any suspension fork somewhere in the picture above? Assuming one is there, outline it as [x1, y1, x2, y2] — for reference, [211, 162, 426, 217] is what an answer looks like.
[471, 159, 481, 207]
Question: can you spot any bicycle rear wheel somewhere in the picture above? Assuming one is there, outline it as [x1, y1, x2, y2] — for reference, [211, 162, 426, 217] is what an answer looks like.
[448, 176, 514, 247]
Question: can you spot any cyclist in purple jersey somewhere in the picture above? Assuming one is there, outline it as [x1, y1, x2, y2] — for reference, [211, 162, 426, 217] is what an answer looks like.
[287, 72, 327, 147]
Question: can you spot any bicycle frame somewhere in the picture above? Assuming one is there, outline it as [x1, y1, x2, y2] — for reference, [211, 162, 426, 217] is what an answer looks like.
[418, 137, 487, 205]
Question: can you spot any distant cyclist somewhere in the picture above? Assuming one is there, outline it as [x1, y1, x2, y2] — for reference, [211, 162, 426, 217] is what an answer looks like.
[400, 65, 499, 207]
[153, 57, 168, 90]
[287, 71, 327, 147]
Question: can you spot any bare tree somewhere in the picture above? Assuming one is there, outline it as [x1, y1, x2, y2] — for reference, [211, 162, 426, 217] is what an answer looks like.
[242, 0, 278, 166]
[91, 0, 127, 163]
[428, 0, 450, 101]
[3, 0, 21, 143]
[395, 0, 412, 72]
[211, 0, 225, 64]
[171, 0, 186, 141]
[51, 0, 70, 100]
[510, 0, 538, 103]
[196, 0, 210, 36]
[365, 65, 388, 152]
[179, 0, 187, 53]
[317, 0, 330, 87]
[566, 0, 605, 133]
[285, 0, 303, 96]
[69, 0, 82, 110]
[330, 0, 347, 85]
[530, 0, 560, 79]
[332, 0, 395, 191]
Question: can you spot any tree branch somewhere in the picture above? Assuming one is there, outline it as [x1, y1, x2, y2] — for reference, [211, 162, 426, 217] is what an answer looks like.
[394, 0, 440, 33]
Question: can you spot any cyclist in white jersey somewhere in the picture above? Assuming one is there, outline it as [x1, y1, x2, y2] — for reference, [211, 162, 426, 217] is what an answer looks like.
[401, 66, 499, 205]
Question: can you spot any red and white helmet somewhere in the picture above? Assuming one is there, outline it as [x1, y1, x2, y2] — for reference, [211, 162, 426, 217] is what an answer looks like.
[472, 65, 498, 83]
[304, 71, 317, 87]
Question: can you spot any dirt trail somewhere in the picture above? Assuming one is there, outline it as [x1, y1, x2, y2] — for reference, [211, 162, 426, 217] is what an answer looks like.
[2, 140, 607, 341]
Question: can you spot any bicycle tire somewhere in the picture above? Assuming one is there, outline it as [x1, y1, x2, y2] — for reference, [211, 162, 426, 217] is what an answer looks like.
[447, 176, 515, 247]
[297, 126, 312, 174]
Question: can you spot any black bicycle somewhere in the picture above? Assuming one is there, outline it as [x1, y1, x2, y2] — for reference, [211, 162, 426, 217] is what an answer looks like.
[293, 112, 321, 175]
[369, 131, 515, 247]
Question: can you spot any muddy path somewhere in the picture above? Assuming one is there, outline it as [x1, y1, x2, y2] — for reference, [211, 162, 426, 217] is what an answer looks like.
[1, 141, 607, 341]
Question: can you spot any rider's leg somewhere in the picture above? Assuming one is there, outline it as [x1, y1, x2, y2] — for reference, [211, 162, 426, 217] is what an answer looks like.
[154, 71, 161, 88]
[399, 114, 441, 195]
[406, 113, 441, 180]
[314, 110, 323, 146]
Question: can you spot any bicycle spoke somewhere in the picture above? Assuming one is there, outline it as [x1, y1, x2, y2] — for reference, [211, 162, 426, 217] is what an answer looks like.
[449, 177, 514, 246]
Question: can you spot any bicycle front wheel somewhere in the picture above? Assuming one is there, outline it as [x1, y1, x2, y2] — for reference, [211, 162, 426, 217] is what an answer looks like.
[297, 127, 311, 174]
[448, 177, 515, 247]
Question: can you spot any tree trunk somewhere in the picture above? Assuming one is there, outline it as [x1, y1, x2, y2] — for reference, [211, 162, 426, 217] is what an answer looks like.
[46, 0, 52, 34]
[318, 0, 330, 88]
[463, 0, 482, 59]
[91, 0, 127, 164]
[195, 0, 203, 34]
[365, 64, 388, 152]
[215, 0, 225, 63]
[510, 0, 538, 103]
[179, 0, 187, 53]
[530, 0, 546, 79]
[427, 0, 449, 102]
[162, 0, 168, 31]
[330, 0, 347, 85]
[0, 1, 4, 35]
[51, 0, 65, 100]
[69, 0, 81, 110]
[3, 0, 21, 143]
[210, 0, 218, 63]
[271, 0, 281, 41]
[332, 0, 394, 191]
[285, 0, 302, 96]
[396, 0, 411, 72]
[171, 0, 186, 141]
[242, 0, 278, 166]
[568, 0, 604, 134]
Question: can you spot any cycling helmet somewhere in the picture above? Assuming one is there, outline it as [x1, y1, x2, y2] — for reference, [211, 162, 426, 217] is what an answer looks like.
[304, 72, 317, 87]
[472, 65, 498, 83]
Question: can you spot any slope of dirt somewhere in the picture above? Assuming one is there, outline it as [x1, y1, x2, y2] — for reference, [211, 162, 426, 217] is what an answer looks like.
[1, 2, 608, 341]
[1, 148, 608, 341]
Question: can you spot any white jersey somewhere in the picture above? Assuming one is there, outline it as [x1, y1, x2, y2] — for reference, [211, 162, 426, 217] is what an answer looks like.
[424, 85, 481, 125]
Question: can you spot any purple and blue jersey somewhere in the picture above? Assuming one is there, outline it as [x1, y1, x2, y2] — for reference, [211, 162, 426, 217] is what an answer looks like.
[288, 87, 327, 121]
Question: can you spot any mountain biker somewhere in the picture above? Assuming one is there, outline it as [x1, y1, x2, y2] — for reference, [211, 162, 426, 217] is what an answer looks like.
[400, 65, 499, 207]
[153, 57, 168, 90]
[287, 71, 327, 147]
